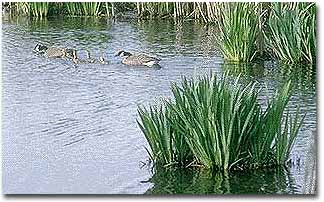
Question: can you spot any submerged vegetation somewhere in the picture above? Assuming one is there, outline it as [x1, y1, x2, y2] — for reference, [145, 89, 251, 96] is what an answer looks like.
[145, 166, 296, 194]
[3, 2, 316, 64]
[138, 73, 305, 171]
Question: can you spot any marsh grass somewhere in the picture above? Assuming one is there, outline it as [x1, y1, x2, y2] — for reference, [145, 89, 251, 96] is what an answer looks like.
[215, 3, 261, 62]
[5, 2, 315, 64]
[266, 2, 316, 64]
[138, 73, 304, 171]
[9, 2, 114, 17]
[13, 2, 50, 18]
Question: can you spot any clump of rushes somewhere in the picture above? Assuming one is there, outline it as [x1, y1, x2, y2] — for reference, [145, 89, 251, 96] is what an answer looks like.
[137, 106, 193, 167]
[215, 3, 262, 62]
[29, 2, 50, 18]
[13, 2, 50, 18]
[65, 2, 104, 16]
[137, 73, 305, 171]
[266, 2, 316, 64]
[80, 2, 102, 16]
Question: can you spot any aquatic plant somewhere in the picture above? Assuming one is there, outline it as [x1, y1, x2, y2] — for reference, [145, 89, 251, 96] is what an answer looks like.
[215, 3, 261, 62]
[65, 2, 83, 16]
[138, 73, 304, 171]
[12, 2, 29, 16]
[4, 2, 316, 64]
[5, 2, 115, 17]
[266, 2, 316, 64]
[64, 2, 110, 17]
[80, 2, 102, 16]
[11, 2, 50, 17]
[29, 2, 50, 18]
[137, 105, 193, 167]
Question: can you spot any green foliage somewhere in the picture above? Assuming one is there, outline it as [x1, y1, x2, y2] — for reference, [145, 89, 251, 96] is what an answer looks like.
[215, 3, 261, 62]
[6, 2, 316, 64]
[137, 105, 193, 167]
[8, 2, 115, 17]
[266, 2, 316, 64]
[138, 73, 304, 171]
[29, 2, 49, 18]
[64, 2, 103, 16]
[13, 2, 50, 18]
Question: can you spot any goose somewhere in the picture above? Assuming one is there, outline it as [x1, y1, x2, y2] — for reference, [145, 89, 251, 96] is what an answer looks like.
[33, 44, 65, 58]
[72, 50, 107, 64]
[63, 48, 77, 60]
[115, 50, 161, 67]
[33, 44, 48, 54]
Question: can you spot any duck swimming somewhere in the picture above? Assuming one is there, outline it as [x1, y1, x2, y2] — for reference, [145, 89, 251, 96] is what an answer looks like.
[33, 44, 48, 54]
[33, 44, 66, 58]
[115, 50, 161, 67]
[72, 50, 106, 64]
[63, 48, 77, 60]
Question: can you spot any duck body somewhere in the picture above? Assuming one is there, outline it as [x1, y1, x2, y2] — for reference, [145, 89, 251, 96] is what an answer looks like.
[72, 50, 107, 64]
[116, 50, 161, 67]
[44, 47, 66, 58]
[64, 48, 77, 59]
[33, 44, 65, 58]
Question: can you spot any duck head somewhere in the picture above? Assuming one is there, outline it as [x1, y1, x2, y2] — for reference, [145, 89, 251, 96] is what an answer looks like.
[72, 50, 79, 64]
[33, 44, 48, 53]
[99, 56, 105, 64]
[115, 50, 132, 57]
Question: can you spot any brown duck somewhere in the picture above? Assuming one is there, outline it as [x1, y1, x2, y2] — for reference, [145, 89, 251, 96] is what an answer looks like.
[115, 50, 161, 67]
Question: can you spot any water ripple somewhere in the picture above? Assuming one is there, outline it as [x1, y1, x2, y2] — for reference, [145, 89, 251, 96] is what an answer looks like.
[2, 15, 316, 194]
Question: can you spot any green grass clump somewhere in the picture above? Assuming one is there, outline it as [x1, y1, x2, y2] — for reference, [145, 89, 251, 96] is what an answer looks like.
[138, 73, 304, 171]
[215, 3, 261, 62]
[29, 2, 49, 18]
[7, 2, 115, 17]
[266, 2, 316, 64]
[13, 2, 50, 18]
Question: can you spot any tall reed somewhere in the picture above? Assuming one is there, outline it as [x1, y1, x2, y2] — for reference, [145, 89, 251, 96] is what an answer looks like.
[215, 3, 261, 62]
[138, 73, 304, 171]
[266, 2, 316, 64]
[12, 2, 50, 17]
[29, 2, 49, 18]
[80, 2, 102, 16]
[5, 2, 316, 64]
[7, 2, 114, 17]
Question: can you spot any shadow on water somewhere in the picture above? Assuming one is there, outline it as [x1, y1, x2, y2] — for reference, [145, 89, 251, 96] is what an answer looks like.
[134, 19, 220, 57]
[221, 62, 316, 92]
[2, 15, 316, 194]
[144, 166, 299, 194]
[4, 15, 113, 49]
[5, 15, 110, 31]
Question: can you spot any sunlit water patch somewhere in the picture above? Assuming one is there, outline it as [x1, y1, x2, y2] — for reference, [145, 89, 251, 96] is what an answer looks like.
[2, 15, 316, 194]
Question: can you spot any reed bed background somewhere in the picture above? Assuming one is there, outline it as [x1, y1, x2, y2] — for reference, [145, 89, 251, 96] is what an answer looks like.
[3, 2, 316, 64]
[5, 2, 118, 17]
[266, 2, 316, 64]
[214, 3, 261, 62]
[138, 73, 305, 171]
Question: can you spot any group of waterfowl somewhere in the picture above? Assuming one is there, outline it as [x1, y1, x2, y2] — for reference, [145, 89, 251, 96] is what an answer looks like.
[33, 44, 161, 68]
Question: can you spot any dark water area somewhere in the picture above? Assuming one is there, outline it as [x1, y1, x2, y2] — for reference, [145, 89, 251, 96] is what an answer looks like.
[2, 16, 316, 194]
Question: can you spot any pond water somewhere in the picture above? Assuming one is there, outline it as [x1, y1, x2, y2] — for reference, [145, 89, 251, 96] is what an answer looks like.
[2, 16, 316, 194]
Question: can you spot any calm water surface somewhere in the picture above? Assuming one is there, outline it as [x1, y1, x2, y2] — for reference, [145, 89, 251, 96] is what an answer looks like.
[2, 16, 316, 194]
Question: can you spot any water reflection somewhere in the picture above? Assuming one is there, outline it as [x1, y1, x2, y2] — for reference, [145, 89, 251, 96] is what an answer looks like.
[274, 63, 316, 92]
[145, 166, 300, 194]
[2, 15, 316, 194]
[222, 62, 316, 92]
[221, 62, 265, 78]
[135, 19, 220, 57]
